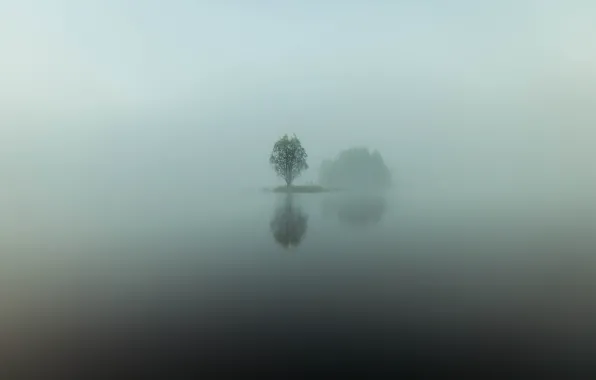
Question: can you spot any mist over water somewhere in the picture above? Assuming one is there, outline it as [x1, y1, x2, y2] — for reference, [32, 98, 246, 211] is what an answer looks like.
[3, 182, 596, 376]
[2, 0, 596, 376]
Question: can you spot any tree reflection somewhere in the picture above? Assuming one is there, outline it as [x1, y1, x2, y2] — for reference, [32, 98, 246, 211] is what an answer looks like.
[270, 195, 308, 248]
[321, 195, 387, 227]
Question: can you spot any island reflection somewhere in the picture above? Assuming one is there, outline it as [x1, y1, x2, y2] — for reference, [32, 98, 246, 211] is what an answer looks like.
[270, 194, 308, 248]
[321, 194, 387, 227]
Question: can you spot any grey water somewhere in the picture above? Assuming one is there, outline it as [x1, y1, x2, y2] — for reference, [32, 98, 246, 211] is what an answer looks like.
[3, 183, 596, 376]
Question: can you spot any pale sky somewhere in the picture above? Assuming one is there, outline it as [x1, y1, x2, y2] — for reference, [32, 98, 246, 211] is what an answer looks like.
[1, 0, 595, 200]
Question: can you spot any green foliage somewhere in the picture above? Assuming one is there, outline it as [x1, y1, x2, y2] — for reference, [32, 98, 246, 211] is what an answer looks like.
[319, 147, 391, 190]
[269, 134, 309, 186]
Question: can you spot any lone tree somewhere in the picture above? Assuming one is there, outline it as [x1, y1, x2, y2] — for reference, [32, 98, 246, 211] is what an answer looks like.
[270, 134, 308, 186]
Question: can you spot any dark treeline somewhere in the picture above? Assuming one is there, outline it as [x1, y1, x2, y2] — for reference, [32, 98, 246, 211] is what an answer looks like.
[319, 147, 392, 190]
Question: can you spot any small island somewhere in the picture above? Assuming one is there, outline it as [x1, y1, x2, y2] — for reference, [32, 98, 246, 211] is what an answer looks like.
[271, 185, 331, 193]
[266, 134, 391, 194]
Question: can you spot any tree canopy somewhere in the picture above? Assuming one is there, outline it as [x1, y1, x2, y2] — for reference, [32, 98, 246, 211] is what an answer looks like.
[319, 147, 391, 190]
[269, 134, 308, 186]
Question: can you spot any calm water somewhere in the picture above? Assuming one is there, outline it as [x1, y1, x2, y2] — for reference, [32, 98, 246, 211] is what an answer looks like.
[3, 186, 596, 376]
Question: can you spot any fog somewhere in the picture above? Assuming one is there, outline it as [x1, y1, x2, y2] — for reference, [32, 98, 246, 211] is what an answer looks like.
[2, 1, 596, 376]
[3, 1, 596, 195]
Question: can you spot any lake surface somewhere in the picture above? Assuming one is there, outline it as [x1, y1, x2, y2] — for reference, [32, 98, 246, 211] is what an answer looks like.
[2, 186, 596, 376]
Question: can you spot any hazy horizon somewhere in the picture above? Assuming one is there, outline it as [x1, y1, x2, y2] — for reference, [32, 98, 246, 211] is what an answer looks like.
[3, 2, 596, 376]
[2, 1, 595, 194]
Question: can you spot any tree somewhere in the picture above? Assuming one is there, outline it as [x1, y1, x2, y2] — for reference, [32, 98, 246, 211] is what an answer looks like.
[270, 134, 309, 186]
[318, 147, 391, 190]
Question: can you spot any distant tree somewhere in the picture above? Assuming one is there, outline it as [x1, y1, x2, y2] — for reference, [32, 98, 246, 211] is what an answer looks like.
[270, 134, 309, 186]
[319, 147, 391, 190]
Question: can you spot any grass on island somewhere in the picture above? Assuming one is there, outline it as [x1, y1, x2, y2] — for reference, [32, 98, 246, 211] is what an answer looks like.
[271, 185, 333, 193]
